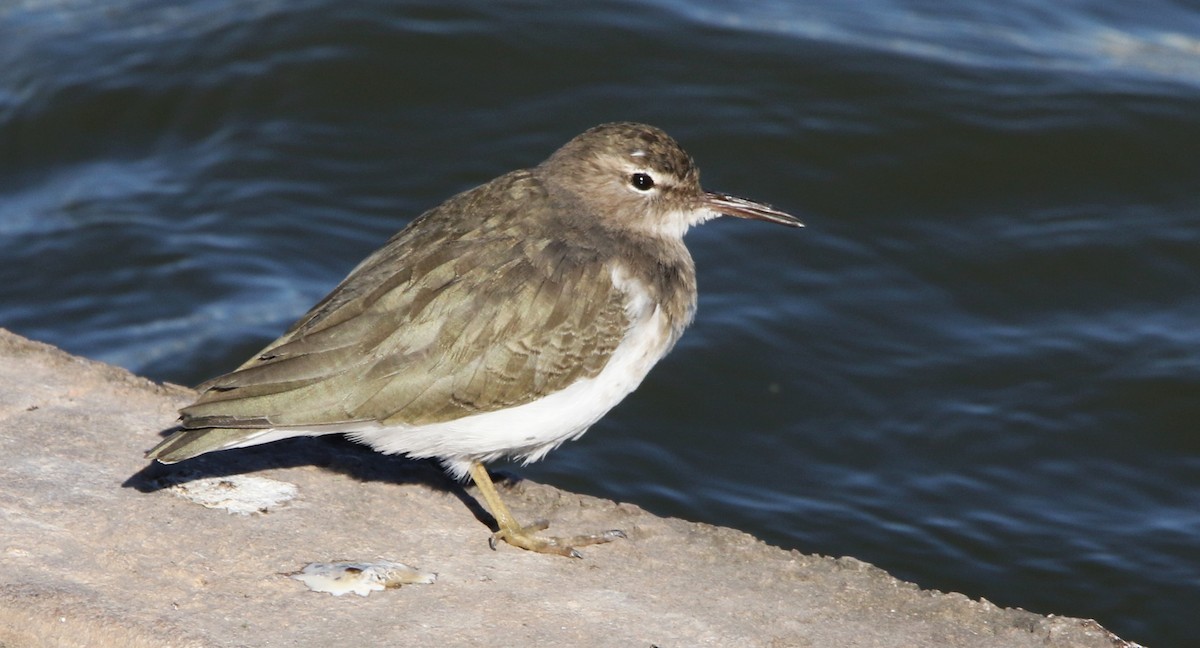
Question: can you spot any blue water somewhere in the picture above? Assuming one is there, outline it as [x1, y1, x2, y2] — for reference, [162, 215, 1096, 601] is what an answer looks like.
[3, 1, 1199, 644]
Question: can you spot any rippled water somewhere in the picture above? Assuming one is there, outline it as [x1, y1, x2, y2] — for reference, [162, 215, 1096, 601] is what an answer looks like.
[3, 1, 1199, 644]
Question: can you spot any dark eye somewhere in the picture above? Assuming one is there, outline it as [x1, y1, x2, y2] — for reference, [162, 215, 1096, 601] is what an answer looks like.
[630, 172, 655, 191]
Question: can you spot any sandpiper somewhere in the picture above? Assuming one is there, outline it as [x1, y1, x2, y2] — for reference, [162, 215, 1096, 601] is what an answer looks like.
[147, 122, 802, 557]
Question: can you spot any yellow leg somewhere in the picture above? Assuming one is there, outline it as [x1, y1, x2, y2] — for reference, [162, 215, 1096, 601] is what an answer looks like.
[468, 461, 624, 558]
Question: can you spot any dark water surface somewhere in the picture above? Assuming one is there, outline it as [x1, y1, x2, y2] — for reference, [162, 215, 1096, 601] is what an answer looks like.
[3, 1, 1199, 644]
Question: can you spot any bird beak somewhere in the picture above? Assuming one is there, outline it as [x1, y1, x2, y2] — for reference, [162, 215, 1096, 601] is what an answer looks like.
[705, 191, 804, 228]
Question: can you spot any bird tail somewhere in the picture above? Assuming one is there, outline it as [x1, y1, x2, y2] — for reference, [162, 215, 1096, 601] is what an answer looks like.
[145, 420, 371, 463]
[146, 427, 301, 463]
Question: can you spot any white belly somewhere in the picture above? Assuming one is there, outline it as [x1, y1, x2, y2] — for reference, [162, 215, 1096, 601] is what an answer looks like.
[209, 265, 685, 480]
[347, 263, 679, 479]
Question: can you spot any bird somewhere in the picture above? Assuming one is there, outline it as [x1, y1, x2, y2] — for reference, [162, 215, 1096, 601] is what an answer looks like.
[146, 122, 802, 557]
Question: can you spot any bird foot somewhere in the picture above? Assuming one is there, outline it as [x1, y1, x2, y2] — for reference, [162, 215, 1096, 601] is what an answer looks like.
[488, 519, 626, 558]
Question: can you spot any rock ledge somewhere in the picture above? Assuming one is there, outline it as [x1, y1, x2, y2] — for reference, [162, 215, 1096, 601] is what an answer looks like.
[0, 329, 1131, 647]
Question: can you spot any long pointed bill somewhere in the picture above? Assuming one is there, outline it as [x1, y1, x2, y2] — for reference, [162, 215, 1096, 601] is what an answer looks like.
[705, 191, 804, 228]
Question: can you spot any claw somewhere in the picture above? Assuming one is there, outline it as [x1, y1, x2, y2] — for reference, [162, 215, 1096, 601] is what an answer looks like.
[468, 462, 625, 558]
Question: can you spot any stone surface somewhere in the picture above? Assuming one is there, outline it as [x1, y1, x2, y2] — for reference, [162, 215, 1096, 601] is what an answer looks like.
[0, 328, 1132, 647]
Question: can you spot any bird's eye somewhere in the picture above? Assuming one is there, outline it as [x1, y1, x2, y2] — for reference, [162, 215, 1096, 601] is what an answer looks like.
[630, 172, 655, 191]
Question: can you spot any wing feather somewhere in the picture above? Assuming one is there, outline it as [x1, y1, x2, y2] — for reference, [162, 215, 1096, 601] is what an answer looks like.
[180, 171, 630, 433]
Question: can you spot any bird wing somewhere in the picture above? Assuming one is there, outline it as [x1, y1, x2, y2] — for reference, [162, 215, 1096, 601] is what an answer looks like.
[179, 173, 630, 431]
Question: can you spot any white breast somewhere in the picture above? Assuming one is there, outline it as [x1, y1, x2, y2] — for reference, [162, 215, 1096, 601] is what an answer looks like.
[343, 262, 679, 479]
[203, 264, 684, 478]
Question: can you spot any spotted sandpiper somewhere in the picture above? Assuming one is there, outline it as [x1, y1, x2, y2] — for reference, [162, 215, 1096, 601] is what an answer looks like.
[146, 122, 802, 557]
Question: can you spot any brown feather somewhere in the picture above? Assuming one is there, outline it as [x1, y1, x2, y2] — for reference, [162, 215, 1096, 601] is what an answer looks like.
[180, 170, 638, 431]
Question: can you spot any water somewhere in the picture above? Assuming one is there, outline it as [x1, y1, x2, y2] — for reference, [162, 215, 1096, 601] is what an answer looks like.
[3, 1, 1199, 644]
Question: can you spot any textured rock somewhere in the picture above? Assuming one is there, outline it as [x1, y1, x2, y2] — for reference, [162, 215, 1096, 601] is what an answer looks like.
[0, 328, 1131, 647]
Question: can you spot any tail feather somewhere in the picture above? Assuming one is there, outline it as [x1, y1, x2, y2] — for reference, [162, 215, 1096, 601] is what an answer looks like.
[146, 422, 368, 463]
[145, 427, 269, 463]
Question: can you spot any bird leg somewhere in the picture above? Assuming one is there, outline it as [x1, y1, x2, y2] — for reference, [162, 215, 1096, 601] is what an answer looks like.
[467, 461, 625, 558]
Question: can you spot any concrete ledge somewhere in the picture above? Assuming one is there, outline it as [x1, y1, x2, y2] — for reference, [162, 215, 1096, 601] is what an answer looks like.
[0, 328, 1131, 647]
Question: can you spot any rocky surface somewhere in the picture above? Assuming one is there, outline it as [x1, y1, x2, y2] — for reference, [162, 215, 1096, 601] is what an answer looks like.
[0, 328, 1131, 647]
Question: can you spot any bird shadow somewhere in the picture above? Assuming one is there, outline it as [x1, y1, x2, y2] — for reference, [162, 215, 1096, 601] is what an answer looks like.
[121, 429, 522, 532]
